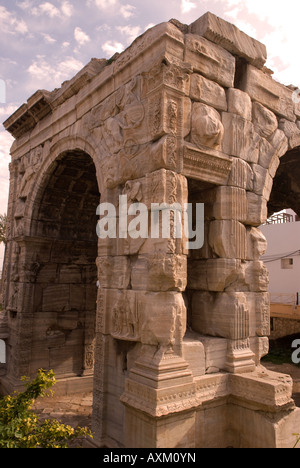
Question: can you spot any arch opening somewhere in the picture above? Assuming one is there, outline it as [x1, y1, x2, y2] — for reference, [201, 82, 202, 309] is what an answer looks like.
[27, 150, 100, 380]
[261, 145, 300, 349]
[268, 146, 300, 218]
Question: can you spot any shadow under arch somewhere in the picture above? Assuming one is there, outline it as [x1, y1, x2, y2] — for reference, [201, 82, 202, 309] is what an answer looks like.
[268, 143, 300, 217]
[18, 145, 101, 388]
[260, 134, 300, 356]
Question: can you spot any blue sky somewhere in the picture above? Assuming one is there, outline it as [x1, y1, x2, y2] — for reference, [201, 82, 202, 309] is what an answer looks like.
[0, 0, 300, 264]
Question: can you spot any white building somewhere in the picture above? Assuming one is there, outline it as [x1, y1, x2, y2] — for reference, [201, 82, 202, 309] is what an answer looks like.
[261, 210, 300, 339]
[261, 210, 300, 304]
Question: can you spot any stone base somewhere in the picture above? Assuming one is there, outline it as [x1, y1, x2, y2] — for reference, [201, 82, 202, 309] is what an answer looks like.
[117, 367, 300, 448]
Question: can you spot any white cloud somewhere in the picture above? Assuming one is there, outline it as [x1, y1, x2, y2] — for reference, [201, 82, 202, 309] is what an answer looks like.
[116, 25, 141, 44]
[88, 0, 135, 18]
[144, 23, 155, 32]
[90, 0, 118, 9]
[61, 1, 73, 17]
[74, 27, 91, 46]
[27, 55, 84, 89]
[96, 24, 112, 33]
[102, 40, 124, 57]
[120, 4, 136, 19]
[17, 0, 33, 9]
[180, 0, 196, 14]
[0, 104, 19, 118]
[32, 2, 61, 18]
[30, 1, 73, 19]
[0, 6, 28, 35]
[222, 0, 300, 86]
[42, 33, 57, 44]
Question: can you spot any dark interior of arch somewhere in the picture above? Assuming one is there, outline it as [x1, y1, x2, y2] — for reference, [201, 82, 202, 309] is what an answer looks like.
[33, 150, 99, 241]
[29, 150, 100, 378]
[268, 147, 300, 217]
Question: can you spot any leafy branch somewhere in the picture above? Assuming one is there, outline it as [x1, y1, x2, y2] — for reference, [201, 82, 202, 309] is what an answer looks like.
[0, 369, 93, 448]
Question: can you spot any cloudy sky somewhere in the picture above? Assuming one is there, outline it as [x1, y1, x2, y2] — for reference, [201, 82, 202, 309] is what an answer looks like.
[0, 0, 300, 264]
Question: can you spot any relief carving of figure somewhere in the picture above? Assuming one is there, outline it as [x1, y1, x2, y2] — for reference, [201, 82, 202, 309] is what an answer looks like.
[112, 294, 140, 341]
[18, 146, 43, 200]
[88, 77, 145, 189]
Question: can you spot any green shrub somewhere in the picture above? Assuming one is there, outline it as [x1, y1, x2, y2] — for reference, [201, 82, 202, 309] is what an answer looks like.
[0, 369, 92, 448]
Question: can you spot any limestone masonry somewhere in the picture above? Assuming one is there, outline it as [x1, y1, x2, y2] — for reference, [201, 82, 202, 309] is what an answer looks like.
[1, 11, 300, 448]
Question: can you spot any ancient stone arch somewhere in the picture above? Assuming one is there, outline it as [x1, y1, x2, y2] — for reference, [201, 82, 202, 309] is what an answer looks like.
[1, 12, 300, 448]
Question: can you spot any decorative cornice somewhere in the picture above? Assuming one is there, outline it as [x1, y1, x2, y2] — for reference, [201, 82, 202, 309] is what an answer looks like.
[183, 143, 232, 185]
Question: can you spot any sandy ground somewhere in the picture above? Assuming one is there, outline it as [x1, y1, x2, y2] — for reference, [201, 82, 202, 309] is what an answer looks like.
[32, 392, 93, 429]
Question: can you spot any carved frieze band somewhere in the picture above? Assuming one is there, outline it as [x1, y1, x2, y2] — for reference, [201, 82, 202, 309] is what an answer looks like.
[183, 143, 232, 185]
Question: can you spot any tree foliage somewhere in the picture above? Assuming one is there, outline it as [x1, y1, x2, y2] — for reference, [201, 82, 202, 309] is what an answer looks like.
[0, 369, 92, 448]
[0, 213, 7, 245]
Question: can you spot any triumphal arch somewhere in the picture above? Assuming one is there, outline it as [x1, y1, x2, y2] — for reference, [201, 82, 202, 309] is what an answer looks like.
[1, 12, 300, 448]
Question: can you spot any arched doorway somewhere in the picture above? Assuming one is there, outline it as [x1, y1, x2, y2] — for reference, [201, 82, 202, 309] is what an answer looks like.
[268, 145, 300, 217]
[261, 144, 300, 352]
[25, 150, 100, 382]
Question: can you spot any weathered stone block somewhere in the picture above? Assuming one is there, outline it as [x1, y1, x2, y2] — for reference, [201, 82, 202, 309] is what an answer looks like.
[184, 34, 235, 88]
[97, 256, 131, 290]
[250, 336, 269, 365]
[252, 164, 273, 200]
[202, 186, 248, 222]
[113, 21, 186, 86]
[241, 65, 295, 121]
[246, 227, 267, 261]
[259, 137, 277, 170]
[252, 102, 278, 138]
[244, 261, 269, 293]
[192, 291, 250, 340]
[131, 254, 187, 292]
[228, 158, 253, 191]
[222, 112, 260, 163]
[252, 164, 268, 196]
[59, 265, 82, 284]
[42, 284, 70, 312]
[268, 129, 288, 159]
[279, 118, 300, 149]
[209, 220, 247, 259]
[191, 103, 224, 149]
[70, 284, 86, 311]
[147, 89, 191, 141]
[37, 264, 58, 284]
[227, 88, 252, 121]
[246, 192, 268, 226]
[190, 74, 227, 111]
[190, 12, 267, 69]
[143, 59, 192, 96]
[100, 289, 186, 348]
[253, 292, 270, 337]
[182, 335, 206, 377]
[198, 335, 228, 373]
[188, 258, 238, 292]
